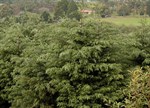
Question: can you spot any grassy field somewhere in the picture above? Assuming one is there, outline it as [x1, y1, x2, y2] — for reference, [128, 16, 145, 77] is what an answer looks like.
[101, 16, 150, 26]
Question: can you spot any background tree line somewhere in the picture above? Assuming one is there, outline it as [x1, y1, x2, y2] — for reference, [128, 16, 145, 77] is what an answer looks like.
[1, 0, 150, 20]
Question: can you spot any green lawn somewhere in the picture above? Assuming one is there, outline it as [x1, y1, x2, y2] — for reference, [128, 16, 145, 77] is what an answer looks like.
[101, 16, 150, 26]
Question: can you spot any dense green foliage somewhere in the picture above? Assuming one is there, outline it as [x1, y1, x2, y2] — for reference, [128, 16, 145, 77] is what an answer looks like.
[40, 11, 52, 23]
[135, 24, 150, 66]
[0, 3, 150, 108]
[45, 20, 130, 107]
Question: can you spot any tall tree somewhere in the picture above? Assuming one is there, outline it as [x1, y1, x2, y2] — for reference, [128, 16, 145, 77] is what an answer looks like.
[40, 11, 52, 23]
[67, 0, 81, 20]
[146, 0, 150, 16]
[54, 0, 69, 19]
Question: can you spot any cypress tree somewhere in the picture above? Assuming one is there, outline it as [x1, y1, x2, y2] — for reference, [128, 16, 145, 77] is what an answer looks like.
[146, 0, 150, 16]
[67, 0, 81, 20]
[133, 24, 150, 66]
[5, 22, 57, 108]
[40, 11, 52, 23]
[54, 0, 69, 19]
[0, 24, 26, 108]
[46, 20, 129, 107]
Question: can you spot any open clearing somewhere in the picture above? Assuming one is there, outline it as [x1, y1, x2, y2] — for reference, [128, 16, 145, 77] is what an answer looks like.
[101, 16, 150, 26]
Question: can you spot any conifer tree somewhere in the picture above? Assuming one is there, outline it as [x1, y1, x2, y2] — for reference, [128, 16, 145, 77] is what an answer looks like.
[5, 22, 57, 108]
[46, 20, 129, 107]
[146, 0, 150, 16]
[0, 24, 26, 108]
[54, 0, 81, 20]
[40, 11, 52, 23]
[67, 0, 81, 20]
[54, 0, 69, 19]
[133, 24, 150, 66]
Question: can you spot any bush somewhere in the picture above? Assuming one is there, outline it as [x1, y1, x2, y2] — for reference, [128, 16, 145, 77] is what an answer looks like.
[124, 67, 150, 108]
[133, 24, 150, 66]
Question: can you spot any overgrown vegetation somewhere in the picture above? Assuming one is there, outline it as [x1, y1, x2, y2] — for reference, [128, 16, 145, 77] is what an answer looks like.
[0, 0, 150, 108]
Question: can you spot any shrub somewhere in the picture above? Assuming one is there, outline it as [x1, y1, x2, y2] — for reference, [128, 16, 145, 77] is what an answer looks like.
[124, 67, 150, 108]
